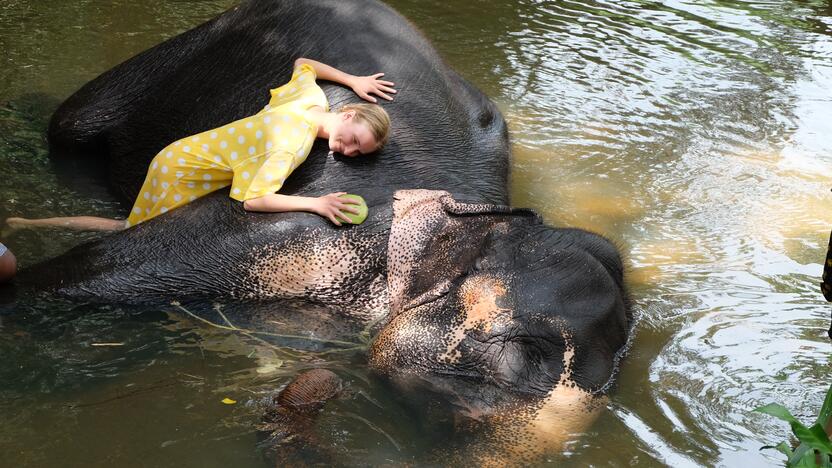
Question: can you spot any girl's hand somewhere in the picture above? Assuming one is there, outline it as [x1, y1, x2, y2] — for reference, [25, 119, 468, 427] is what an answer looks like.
[312, 192, 361, 226]
[350, 73, 396, 103]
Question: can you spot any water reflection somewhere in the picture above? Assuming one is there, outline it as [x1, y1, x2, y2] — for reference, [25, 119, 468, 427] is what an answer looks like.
[1, 0, 831, 466]
[397, 0, 832, 466]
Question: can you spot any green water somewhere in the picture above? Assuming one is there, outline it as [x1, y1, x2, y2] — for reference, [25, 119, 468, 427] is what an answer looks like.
[2, 0, 831, 466]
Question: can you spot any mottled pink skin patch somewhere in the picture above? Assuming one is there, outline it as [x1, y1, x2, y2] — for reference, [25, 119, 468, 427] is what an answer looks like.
[244, 227, 389, 323]
[387, 189, 498, 316]
[439, 275, 511, 363]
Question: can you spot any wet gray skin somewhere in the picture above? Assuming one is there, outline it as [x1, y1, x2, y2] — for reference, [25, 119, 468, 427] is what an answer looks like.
[3, 0, 630, 464]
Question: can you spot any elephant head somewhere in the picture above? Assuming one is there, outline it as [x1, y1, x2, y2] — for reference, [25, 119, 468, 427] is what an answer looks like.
[369, 190, 631, 462]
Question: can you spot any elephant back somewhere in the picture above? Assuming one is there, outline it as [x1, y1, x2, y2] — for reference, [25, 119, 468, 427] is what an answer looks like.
[48, 0, 511, 206]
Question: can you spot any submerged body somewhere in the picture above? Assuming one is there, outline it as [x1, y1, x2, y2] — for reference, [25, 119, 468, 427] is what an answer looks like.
[10, 0, 631, 463]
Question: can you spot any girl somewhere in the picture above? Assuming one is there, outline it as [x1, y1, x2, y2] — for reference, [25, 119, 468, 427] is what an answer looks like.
[7, 58, 394, 230]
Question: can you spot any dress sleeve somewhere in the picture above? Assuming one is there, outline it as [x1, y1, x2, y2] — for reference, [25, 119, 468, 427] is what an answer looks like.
[263, 63, 329, 111]
[267, 63, 318, 108]
[291, 63, 317, 81]
[229, 151, 296, 201]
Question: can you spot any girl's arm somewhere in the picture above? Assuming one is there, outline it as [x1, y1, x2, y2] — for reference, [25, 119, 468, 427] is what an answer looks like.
[294, 57, 396, 103]
[243, 192, 360, 226]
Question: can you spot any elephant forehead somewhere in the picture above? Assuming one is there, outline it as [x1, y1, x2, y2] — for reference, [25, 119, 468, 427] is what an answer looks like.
[387, 189, 455, 314]
[387, 189, 513, 316]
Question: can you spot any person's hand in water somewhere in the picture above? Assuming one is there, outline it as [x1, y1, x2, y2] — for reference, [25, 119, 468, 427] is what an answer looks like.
[312, 192, 361, 226]
[349, 73, 396, 103]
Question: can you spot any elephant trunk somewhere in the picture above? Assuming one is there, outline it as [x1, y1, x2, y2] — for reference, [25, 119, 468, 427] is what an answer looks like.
[258, 369, 343, 465]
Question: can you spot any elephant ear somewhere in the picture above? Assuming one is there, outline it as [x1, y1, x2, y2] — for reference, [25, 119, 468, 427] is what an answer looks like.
[387, 189, 539, 315]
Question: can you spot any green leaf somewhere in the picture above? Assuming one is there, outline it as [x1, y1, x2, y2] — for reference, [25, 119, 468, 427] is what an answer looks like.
[761, 442, 793, 458]
[755, 384, 832, 467]
[756, 403, 800, 424]
[792, 381, 832, 468]
[792, 423, 832, 454]
[790, 449, 819, 468]
[777, 442, 795, 458]
[789, 445, 814, 467]
[815, 381, 832, 427]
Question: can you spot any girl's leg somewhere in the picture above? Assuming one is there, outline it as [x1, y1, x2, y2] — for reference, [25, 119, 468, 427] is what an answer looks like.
[5, 216, 125, 232]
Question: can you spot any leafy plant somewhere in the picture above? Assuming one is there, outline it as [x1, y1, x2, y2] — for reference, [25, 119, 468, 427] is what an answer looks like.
[755, 382, 832, 467]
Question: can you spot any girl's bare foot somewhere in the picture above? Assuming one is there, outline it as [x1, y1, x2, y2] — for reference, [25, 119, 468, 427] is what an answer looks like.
[4, 217, 26, 230]
[1, 218, 25, 238]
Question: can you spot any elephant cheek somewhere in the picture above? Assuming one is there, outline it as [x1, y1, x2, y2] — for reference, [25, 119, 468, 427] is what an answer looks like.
[476, 342, 607, 465]
[525, 386, 605, 452]
[369, 275, 515, 373]
[477, 389, 605, 466]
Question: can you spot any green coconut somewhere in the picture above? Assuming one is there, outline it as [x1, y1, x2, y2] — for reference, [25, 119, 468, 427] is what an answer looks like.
[339, 194, 368, 225]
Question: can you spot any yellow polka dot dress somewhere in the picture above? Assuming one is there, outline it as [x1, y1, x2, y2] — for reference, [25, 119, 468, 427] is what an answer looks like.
[126, 63, 328, 227]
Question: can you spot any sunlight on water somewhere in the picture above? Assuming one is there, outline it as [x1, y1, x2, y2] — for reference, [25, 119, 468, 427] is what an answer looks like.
[1, 0, 831, 466]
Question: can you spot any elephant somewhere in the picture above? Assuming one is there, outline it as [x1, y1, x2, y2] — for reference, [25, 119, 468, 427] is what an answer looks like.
[6, 0, 632, 463]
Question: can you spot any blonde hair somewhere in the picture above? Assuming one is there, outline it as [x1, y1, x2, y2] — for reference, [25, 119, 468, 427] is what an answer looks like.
[338, 103, 391, 151]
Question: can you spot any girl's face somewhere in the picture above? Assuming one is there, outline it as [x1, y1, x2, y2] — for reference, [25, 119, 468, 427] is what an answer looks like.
[329, 111, 378, 157]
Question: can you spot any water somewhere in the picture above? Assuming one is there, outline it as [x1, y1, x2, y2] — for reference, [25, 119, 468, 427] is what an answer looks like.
[1, 0, 831, 465]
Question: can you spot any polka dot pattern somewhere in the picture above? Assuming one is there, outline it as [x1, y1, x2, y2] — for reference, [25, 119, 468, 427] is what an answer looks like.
[125, 63, 325, 226]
